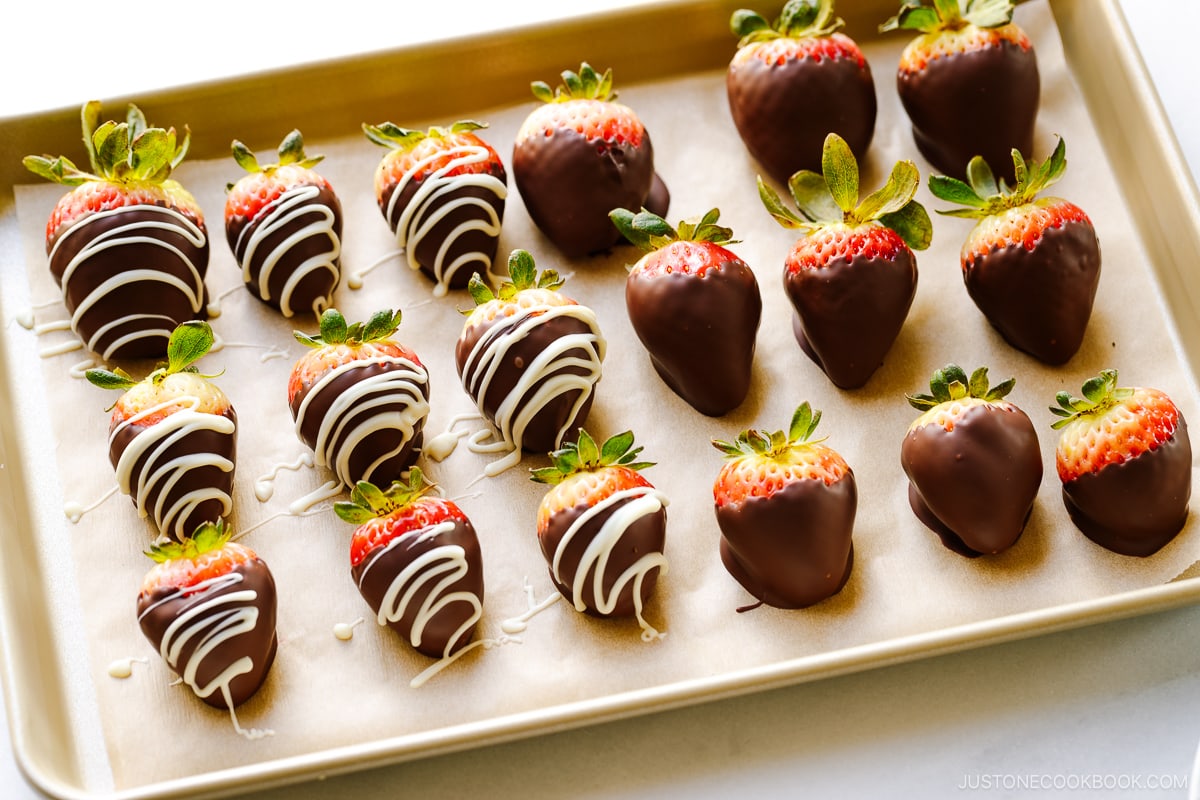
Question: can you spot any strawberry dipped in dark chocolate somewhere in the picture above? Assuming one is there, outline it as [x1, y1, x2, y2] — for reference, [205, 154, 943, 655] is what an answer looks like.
[758, 132, 931, 389]
[224, 129, 342, 318]
[929, 137, 1100, 365]
[611, 207, 761, 417]
[86, 321, 236, 541]
[512, 63, 669, 258]
[712, 402, 856, 610]
[334, 468, 485, 663]
[881, 0, 1039, 182]
[901, 365, 1042, 557]
[727, 0, 876, 185]
[24, 102, 209, 360]
[1050, 370, 1191, 557]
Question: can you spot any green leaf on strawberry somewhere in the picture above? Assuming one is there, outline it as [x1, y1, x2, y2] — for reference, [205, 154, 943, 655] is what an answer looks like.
[712, 401, 826, 460]
[294, 308, 403, 349]
[1048, 368, 1134, 429]
[880, 0, 1015, 34]
[465, 250, 564, 309]
[334, 467, 434, 524]
[610, 207, 739, 253]
[731, 0, 843, 47]
[85, 320, 217, 392]
[531, 429, 654, 484]
[906, 364, 1015, 411]
[928, 136, 1068, 219]
[146, 519, 232, 563]
[531, 62, 616, 104]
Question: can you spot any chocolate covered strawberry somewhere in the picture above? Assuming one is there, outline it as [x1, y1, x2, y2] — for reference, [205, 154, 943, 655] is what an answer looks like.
[881, 0, 1039, 182]
[85, 321, 235, 541]
[136, 521, 277, 734]
[901, 364, 1042, 557]
[531, 429, 668, 640]
[611, 207, 761, 417]
[455, 250, 605, 476]
[23, 101, 209, 360]
[512, 62, 669, 258]
[759, 132, 931, 389]
[334, 468, 484, 658]
[289, 308, 430, 490]
[727, 0, 876, 184]
[1050, 369, 1191, 557]
[364, 120, 507, 296]
[929, 137, 1100, 365]
[224, 129, 342, 318]
[712, 402, 855, 610]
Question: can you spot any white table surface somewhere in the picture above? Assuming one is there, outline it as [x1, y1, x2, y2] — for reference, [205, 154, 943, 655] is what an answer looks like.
[2, 1, 1199, 797]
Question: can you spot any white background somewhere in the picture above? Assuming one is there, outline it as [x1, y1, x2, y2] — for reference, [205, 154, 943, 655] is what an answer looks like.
[2, 1, 1199, 797]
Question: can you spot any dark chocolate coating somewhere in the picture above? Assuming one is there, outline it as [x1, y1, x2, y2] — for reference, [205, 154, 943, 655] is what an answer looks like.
[137, 559, 278, 709]
[225, 183, 343, 316]
[727, 48, 876, 185]
[897, 40, 1039, 182]
[716, 474, 856, 609]
[512, 124, 657, 258]
[289, 360, 428, 487]
[48, 205, 210, 360]
[645, 172, 671, 219]
[381, 171, 506, 292]
[901, 403, 1043, 555]
[538, 495, 666, 618]
[625, 256, 761, 416]
[109, 407, 237, 541]
[351, 517, 484, 657]
[455, 310, 600, 453]
[784, 247, 917, 389]
[1062, 418, 1191, 557]
[965, 219, 1101, 365]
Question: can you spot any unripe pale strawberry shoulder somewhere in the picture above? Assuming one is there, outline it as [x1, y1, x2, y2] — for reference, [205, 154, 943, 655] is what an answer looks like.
[140, 540, 256, 595]
[714, 445, 849, 507]
[900, 23, 1031, 73]
[536, 466, 651, 531]
[287, 340, 421, 403]
[465, 287, 577, 329]
[225, 164, 331, 223]
[786, 223, 907, 274]
[349, 498, 467, 566]
[735, 32, 866, 68]
[46, 179, 203, 247]
[516, 100, 645, 148]
[908, 396, 1017, 433]
[1056, 388, 1181, 482]
[111, 372, 231, 429]
[962, 197, 1090, 266]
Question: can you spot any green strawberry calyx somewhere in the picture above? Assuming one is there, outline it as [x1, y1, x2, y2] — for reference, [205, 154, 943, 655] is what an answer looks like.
[1048, 369, 1132, 430]
[362, 120, 487, 152]
[731, 0, 843, 47]
[23, 101, 190, 187]
[712, 402, 826, 460]
[85, 320, 217, 392]
[294, 308, 402, 349]
[880, 0, 1015, 34]
[907, 364, 1015, 412]
[609, 207, 740, 253]
[929, 136, 1067, 219]
[758, 132, 932, 250]
[231, 129, 324, 177]
[334, 468, 435, 524]
[530, 429, 654, 485]
[146, 519, 232, 563]
[466, 249, 564, 309]
[531, 62, 616, 104]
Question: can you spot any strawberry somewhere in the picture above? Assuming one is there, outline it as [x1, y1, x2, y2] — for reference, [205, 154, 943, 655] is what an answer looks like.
[758, 132, 931, 389]
[455, 250, 605, 477]
[136, 521, 277, 727]
[712, 402, 855, 609]
[929, 137, 1101, 365]
[531, 429, 668, 640]
[289, 308, 430, 490]
[85, 321, 236, 541]
[727, 0, 876, 185]
[23, 101, 209, 360]
[224, 129, 342, 318]
[511, 62, 669, 258]
[881, 0, 1039, 182]
[901, 365, 1042, 557]
[1050, 369, 1191, 557]
[333, 468, 484, 658]
[363, 120, 507, 296]
[610, 207, 761, 416]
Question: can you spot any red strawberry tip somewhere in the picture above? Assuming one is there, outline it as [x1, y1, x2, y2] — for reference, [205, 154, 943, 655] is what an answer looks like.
[610, 207, 739, 253]
[712, 402, 826, 460]
[294, 308, 403, 350]
[731, 0, 844, 47]
[907, 364, 1015, 412]
[531, 429, 655, 485]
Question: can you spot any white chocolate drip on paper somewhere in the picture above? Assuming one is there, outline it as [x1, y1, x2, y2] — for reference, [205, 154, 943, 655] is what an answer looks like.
[137, 571, 274, 739]
[110, 397, 236, 541]
[459, 305, 605, 477]
[106, 656, 148, 679]
[50, 205, 207, 360]
[287, 480, 342, 515]
[333, 618, 365, 641]
[422, 413, 482, 462]
[347, 249, 400, 290]
[63, 484, 119, 524]
[254, 453, 315, 502]
[234, 184, 341, 317]
[211, 334, 290, 363]
[385, 143, 506, 297]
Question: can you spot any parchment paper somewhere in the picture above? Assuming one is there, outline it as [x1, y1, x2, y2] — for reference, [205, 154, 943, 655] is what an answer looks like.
[10, 1, 1200, 789]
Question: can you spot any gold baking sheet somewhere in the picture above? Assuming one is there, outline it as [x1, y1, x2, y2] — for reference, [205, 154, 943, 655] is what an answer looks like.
[2, 0, 1200, 797]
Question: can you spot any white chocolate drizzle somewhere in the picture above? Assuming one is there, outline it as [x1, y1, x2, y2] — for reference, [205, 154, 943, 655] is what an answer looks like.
[210, 333, 290, 363]
[234, 184, 341, 317]
[459, 305, 605, 477]
[287, 480, 342, 516]
[106, 656, 148, 679]
[63, 484, 119, 524]
[386, 143, 506, 297]
[110, 397, 236, 540]
[347, 249, 400, 290]
[333, 618, 365, 641]
[254, 453, 315, 502]
[50, 204, 207, 360]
